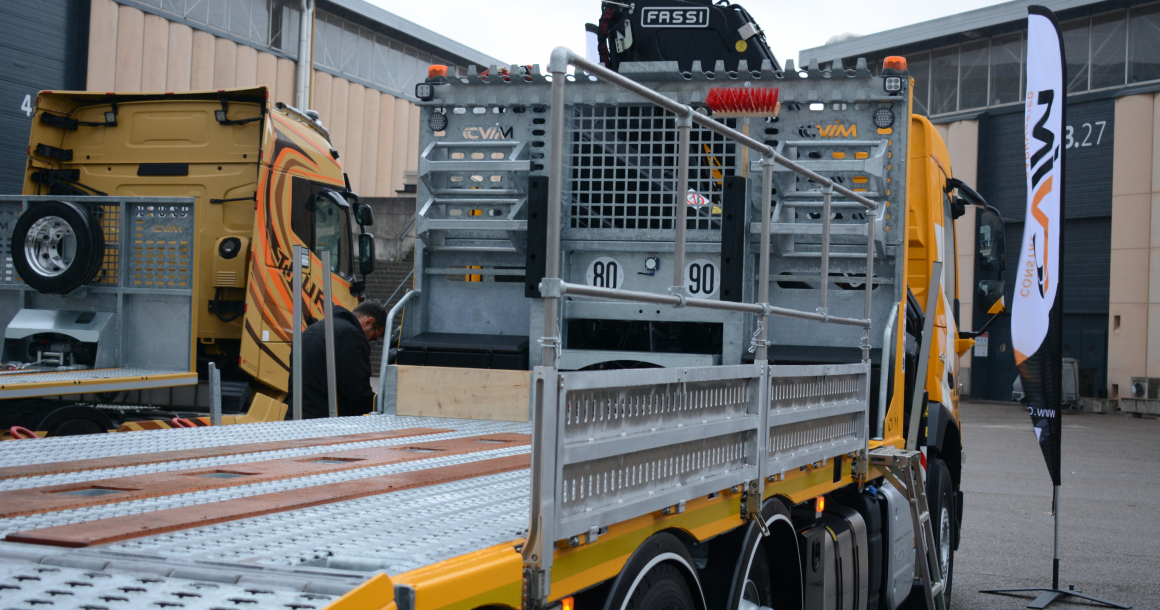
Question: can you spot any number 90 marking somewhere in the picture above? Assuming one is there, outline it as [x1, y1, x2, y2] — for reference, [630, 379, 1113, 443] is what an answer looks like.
[684, 259, 718, 297]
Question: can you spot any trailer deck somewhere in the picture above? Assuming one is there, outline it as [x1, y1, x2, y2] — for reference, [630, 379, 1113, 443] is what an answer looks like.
[0, 415, 532, 610]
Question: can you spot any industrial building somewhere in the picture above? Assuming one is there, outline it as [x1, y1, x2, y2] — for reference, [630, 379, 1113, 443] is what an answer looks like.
[0, 0, 503, 201]
[802, 0, 1160, 402]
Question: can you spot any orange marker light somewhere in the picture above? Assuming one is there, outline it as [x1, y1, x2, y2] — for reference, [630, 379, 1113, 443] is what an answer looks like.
[883, 56, 908, 71]
[816, 496, 825, 513]
[561, 597, 575, 610]
[428, 64, 448, 78]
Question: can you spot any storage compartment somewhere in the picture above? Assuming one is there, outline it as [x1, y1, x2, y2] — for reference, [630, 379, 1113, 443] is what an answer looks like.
[396, 332, 528, 370]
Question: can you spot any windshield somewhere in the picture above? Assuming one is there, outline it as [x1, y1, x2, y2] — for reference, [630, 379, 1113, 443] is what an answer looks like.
[313, 191, 352, 276]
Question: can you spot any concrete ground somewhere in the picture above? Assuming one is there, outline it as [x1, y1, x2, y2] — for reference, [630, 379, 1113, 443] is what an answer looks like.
[951, 400, 1160, 609]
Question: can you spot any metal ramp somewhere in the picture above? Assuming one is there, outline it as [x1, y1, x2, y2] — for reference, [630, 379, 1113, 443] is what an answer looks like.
[870, 447, 948, 610]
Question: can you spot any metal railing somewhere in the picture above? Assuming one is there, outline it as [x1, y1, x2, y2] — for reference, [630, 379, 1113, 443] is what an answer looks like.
[521, 48, 881, 608]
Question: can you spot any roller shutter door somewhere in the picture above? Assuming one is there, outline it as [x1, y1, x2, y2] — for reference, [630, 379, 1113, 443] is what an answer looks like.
[971, 99, 1113, 401]
[0, 0, 87, 195]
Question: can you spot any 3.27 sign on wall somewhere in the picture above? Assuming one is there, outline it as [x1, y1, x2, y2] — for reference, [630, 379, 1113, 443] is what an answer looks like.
[1064, 120, 1106, 149]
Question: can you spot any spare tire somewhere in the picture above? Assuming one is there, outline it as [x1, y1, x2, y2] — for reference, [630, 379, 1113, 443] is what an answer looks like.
[11, 201, 104, 294]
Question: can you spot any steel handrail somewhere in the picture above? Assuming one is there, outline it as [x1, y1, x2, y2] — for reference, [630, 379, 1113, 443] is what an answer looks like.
[376, 289, 420, 413]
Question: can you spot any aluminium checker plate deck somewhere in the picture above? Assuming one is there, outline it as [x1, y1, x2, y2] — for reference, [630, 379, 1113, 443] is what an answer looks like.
[0, 414, 532, 610]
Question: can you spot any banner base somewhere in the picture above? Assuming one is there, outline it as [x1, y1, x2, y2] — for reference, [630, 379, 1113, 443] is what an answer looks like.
[979, 587, 1131, 609]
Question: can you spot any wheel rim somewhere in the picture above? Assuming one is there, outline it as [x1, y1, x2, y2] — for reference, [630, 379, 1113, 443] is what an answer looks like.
[742, 579, 759, 604]
[24, 216, 77, 277]
[938, 503, 952, 580]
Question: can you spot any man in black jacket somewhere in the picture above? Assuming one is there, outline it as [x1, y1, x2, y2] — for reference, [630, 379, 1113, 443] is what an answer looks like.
[288, 300, 386, 419]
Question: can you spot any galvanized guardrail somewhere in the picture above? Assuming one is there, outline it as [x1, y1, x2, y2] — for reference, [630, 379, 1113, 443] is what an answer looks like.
[521, 48, 878, 607]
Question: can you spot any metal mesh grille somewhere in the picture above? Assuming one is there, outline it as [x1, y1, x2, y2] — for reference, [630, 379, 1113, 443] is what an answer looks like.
[566, 106, 737, 230]
[88, 203, 120, 285]
[130, 203, 193, 289]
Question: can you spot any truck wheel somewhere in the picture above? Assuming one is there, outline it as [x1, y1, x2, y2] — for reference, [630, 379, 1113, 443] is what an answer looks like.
[11, 201, 103, 294]
[626, 563, 695, 610]
[739, 547, 773, 610]
[929, 458, 956, 602]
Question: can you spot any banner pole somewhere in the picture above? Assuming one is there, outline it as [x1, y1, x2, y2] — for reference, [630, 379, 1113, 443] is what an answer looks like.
[1053, 484, 1060, 590]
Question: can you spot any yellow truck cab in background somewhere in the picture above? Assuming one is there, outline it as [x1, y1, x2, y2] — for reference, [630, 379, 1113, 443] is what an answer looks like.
[0, 87, 375, 436]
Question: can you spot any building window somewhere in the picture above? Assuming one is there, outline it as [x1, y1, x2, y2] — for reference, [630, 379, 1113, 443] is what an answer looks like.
[930, 45, 959, 115]
[314, 10, 460, 100]
[909, 52, 931, 116]
[140, 0, 300, 56]
[1090, 11, 1127, 90]
[960, 40, 990, 110]
[990, 32, 1023, 105]
[1129, 4, 1160, 84]
[1062, 17, 1090, 93]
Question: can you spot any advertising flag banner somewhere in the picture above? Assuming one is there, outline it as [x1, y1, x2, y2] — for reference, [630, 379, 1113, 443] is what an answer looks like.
[1012, 6, 1065, 486]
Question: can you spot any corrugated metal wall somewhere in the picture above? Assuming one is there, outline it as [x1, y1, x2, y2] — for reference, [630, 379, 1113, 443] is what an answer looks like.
[971, 99, 1114, 400]
[0, 0, 88, 195]
[86, 0, 420, 198]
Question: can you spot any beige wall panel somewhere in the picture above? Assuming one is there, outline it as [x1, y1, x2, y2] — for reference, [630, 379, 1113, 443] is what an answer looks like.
[1111, 194, 1152, 251]
[1150, 248, 1160, 305]
[344, 82, 366, 193]
[87, 0, 118, 91]
[1154, 91, 1160, 193]
[1109, 248, 1150, 304]
[213, 38, 238, 89]
[391, 99, 411, 194]
[1108, 303, 1148, 396]
[376, 93, 398, 196]
[275, 57, 297, 106]
[406, 103, 421, 175]
[329, 77, 350, 159]
[190, 31, 216, 90]
[1150, 304, 1160, 377]
[1113, 95, 1154, 197]
[114, 5, 145, 91]
[165, 22, 193, 91]
[235, 45, 258, 88]
[140, 13, 169, 91]
[1153, 192, 1160, 250]
[256, 52, 278, 96]
[312, 71, 332, 134]
[361, 91, 381, 196]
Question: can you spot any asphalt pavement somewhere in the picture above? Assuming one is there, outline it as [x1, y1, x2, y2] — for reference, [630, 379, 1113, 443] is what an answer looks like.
[951, 400, 1160, 609]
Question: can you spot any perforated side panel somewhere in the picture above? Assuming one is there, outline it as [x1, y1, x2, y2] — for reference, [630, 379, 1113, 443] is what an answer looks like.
[0, 206, 20, 285]
[566, 106, 738, 231]
[129, 203, 193, 289]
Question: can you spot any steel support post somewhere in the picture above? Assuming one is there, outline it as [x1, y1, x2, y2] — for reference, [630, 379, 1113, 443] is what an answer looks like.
[523, 48, 570, 610]
[377, 289, 420, 413]
[754, 160, 774, 362]
[291, 245, 305, 420]
[819, 187, 832, 315]
[208, 362, 222, 426]
[672, 115, 692, 294]
[321, 250, 338, 418]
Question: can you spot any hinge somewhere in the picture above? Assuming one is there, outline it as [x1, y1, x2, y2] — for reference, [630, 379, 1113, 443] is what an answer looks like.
[741, 480, 770, 537]
[216, 92, 263, 126]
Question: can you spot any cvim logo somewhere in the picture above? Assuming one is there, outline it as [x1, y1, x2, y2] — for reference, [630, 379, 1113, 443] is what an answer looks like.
[462, 125, 513, 140]
[798, 123, 858, 138]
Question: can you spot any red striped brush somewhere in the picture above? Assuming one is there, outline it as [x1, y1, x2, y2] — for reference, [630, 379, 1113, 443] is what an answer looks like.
[704, 86, 780, 117]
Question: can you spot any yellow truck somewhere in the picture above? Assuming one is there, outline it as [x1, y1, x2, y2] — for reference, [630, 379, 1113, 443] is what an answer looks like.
[0, 34, 1008, 610]
[0, 86, 376, 437]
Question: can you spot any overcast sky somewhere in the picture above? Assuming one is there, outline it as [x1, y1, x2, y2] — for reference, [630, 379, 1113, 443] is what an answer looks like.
[369, 0, 1013, 70]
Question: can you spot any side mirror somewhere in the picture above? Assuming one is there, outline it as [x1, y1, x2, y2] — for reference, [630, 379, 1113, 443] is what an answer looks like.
[355, 203, 374, 226]
[947, 177, 987, 207]
[978, 279, 1006, 314]
[976, 208, 1006, 272]
[358, 233, 376, 275]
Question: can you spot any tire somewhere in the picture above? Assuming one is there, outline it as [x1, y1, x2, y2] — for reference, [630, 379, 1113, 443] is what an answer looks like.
[625, 563, 696, 610]
[928, 458, 956, 603]
[11, 201, 103, 294]
[739, 545, 773, 610]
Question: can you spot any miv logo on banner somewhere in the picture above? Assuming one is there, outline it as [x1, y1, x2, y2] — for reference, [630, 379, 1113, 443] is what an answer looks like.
[1012, 12, 1063, 367]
